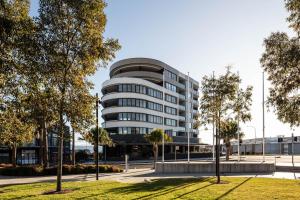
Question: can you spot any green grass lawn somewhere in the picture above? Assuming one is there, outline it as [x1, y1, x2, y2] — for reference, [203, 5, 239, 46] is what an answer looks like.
[0, 177, 299, 199]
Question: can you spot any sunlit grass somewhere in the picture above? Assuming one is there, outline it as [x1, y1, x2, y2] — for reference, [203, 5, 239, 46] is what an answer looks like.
[0, 177, 299, 199]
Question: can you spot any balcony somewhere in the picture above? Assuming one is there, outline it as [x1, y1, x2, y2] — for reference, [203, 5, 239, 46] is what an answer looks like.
[178, 116, 186, 121]
[178, 105, 186, 111]
[192, 99, 198, 105]
[178, 94, 186, 100]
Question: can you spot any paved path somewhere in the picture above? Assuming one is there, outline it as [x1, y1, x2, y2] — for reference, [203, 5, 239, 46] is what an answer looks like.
[0, 168, 299, 186]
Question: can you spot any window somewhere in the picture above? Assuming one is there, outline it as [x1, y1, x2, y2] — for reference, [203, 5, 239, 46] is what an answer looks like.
[147, 88, 163, 99]
[165, 118, 177, 126]
[165, 106, 177, 115]
[118, 127, 149, 134]
[165, 82, 176, 92]
[118, 98, 162, 112]
[165, 94, 177, 104]
[165, 70, 177, 81]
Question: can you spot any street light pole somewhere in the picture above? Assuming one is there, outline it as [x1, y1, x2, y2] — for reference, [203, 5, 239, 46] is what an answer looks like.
[187, 72, 190, 163]
[212, 71, 215, 161]
[262, 71, 265, 162]
[162, 70, 165, 163]
[237, 71, 240, 162]
[96, 93, 99, 180]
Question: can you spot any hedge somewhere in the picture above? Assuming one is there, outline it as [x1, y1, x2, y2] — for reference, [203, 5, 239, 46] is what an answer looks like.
[0, 164, 123, 176]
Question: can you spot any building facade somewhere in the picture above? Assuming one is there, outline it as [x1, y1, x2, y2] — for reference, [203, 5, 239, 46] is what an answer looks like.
[0, 125, 71, 165]
[101, 58, 204, 160]
[231, 136, 300, 155]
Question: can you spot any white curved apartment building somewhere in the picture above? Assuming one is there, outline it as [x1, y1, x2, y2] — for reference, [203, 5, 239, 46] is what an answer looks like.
[101, 58, 201, 160]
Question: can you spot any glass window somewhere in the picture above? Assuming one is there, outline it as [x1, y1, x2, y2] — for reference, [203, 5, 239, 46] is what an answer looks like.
[118, 85, 123, 92]
[165, 118, 177, 126]
[165, 94, 177, 104]
[166, 82, 176, 92]
[165, 70, 177, 81]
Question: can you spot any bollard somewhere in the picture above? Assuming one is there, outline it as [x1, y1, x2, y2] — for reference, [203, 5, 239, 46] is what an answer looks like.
[125, 154, 128, 172]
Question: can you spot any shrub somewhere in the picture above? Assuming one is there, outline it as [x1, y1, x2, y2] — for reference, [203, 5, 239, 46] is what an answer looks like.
[0, 164, 123, 176]
[0, 163, 13, 168]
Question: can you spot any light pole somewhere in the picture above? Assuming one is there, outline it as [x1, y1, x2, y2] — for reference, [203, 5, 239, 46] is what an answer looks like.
[162, 70, 165, 163]
[187, 72, 190, 163]
[262, 71, 265, 162]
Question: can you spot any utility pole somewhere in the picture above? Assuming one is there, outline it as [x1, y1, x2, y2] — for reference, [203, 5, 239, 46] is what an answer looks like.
[216, 109, 221, 183]
[96, 93, 99, 180]
[237, 71, 240, 162]
[262, 72, 265, 162]
[187, 72, 190, 163]
[162, 70, 165, 163]
[212, 71, 215, 161]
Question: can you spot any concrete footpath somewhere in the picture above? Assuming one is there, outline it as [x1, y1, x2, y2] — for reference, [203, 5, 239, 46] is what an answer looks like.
[0, 168, 299, 186]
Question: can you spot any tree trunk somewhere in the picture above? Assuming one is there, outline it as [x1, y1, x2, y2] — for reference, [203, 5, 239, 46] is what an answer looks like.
[93, 143, 97, 165]
[38, 127, 44, 166]
[153, 144, 158, 169]
[11, 144, 17, 167]
[56, 102, 64, 192]
[72, 127, 75, 166]
[226, 142, 230, 161]
[42, 121, 49, 168]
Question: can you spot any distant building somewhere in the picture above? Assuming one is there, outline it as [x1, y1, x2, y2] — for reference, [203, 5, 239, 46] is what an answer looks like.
[231, 136, 300, 155]
[0, 125, 71, 165]
[101, 58, 206, 160]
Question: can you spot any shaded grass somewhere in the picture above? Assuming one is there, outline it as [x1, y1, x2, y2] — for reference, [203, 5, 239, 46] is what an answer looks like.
[0, 177, 299, 199]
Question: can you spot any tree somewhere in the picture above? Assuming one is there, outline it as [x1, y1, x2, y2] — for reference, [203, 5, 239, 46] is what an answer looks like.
[0, 107, 35, 167]
[0, 0, 37, 167]
[36, 0, 120, 191]
[260, 0, 300, 128]
[200, 68, 252, 183]
[80, 127, 113, 164]
[220, 120, 244, 161]
[144, 129, 172, 169]
[66, 85, 95, 166]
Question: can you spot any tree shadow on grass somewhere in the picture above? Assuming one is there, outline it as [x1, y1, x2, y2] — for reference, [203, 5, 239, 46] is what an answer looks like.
[174, 182, 214, 199]
[103, 177, 213, 200]
[215, 177, 252, 200]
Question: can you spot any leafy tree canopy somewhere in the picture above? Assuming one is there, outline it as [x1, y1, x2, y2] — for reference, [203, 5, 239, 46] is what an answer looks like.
[261, 0, 300, 127]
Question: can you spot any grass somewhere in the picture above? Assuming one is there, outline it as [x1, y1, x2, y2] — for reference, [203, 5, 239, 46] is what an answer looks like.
[0, 177, 299, 199]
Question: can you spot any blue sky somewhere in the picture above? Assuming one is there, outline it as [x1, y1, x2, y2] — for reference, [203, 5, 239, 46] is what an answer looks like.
[30, 0, 299, 144]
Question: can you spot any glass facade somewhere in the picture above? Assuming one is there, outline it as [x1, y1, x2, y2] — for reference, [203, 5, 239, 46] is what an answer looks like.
[165, 94, 177, 104]
[118, 112, 163, 124]
[165, 106, 177, 115]
[118, 98, 163, 112]
[165, 70, 177, 81]
[118, 84, 162, 99]
[165, 82, 177, 92]
[118, 127, 151, 134]
[165, 118, 177, 126]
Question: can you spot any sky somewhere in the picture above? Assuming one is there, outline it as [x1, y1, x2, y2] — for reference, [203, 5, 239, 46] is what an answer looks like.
[29, 0, 299, 145]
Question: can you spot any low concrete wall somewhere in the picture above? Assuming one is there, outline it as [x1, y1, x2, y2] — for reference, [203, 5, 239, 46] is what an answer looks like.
[155, 162, 275, 174]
